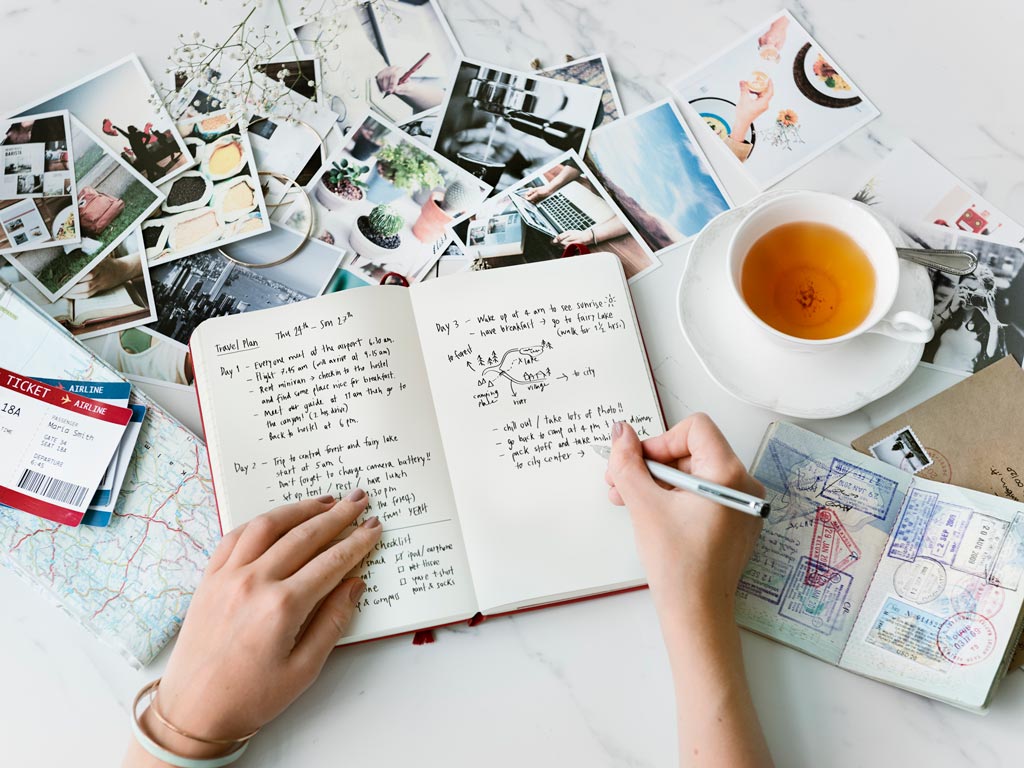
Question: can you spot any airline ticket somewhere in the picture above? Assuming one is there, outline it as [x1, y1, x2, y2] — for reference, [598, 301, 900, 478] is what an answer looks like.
[0, 368, 131, 526]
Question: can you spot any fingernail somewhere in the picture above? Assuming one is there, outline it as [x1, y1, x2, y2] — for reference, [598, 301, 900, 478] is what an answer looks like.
[315, 494, 334, 503]
[349, 580, 366, 603]
[361, 515, 381, 529]
[612, 421, 625, 440]
[345, 488, 366, 502]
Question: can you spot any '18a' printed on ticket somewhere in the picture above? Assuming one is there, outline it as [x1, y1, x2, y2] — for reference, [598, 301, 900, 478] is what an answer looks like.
[0, 368, 131, 526]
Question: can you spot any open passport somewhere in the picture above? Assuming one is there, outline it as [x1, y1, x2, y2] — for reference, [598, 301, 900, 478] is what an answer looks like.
[741, 422, 1024, 712]
[191, 254, 664, 643]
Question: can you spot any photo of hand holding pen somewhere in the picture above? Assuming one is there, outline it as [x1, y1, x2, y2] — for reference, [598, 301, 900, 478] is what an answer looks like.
[375, 53, 444, 113]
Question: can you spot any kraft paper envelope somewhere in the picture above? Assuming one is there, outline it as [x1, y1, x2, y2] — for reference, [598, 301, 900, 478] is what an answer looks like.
[853, 355, 1024, 669]
[853, 356, 1024, 500]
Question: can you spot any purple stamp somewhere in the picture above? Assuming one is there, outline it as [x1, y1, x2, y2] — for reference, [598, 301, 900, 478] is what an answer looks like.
[820, 458, 898, 521]
[888, 487, 939, 562]
[778, 557, 852, 634]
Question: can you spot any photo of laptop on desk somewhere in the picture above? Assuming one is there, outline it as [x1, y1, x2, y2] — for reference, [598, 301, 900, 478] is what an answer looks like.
[456, 153, 658, 279]
[509, 177, 615, 237]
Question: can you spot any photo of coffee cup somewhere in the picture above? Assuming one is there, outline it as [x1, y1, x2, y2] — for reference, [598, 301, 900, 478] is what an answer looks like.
[726, 191, 934, 348]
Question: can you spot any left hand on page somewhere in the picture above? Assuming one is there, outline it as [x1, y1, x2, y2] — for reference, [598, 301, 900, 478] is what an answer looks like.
[142, 492, 382, 757]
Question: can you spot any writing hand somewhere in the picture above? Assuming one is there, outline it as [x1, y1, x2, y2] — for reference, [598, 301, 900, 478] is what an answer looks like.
[375, 66, 443, 112]
[605, 414, 764, 607]
[126, 492, 381, 764]
[605, 415, 773, 766]
[375, 65, 403, 95]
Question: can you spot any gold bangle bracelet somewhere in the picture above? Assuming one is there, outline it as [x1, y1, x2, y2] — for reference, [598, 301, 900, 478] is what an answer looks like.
[217, 171, 314, 269]
[135, 678, 260, 747]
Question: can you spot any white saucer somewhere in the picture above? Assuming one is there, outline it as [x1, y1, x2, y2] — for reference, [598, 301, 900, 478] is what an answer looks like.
[677, 192, 933, 419]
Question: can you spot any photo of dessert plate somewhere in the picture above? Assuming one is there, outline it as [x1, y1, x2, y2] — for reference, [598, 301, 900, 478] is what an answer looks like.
[167, 207, 224, 251]
[201, 134, 248, 181]
[793, 42, 863, 108]
[677, 190, 933, 419]
[213, 176, 258, 222]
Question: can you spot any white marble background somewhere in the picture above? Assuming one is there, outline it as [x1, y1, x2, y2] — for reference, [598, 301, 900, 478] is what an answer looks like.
[2, 0, 1024, 765]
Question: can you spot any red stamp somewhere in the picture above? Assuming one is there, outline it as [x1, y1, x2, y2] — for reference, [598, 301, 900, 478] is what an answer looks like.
[950, 577, 1004, 618]
[805, 507, 861, 587]
[936, 612, 997, 666]
[923, 447, 952, 483]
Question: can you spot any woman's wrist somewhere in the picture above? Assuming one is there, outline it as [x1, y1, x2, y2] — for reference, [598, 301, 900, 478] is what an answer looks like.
[658, 596, 743, 688]
[139, 707, 239, 761]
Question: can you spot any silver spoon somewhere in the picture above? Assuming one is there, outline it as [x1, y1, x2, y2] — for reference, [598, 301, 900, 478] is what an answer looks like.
[897, 248, 978, 275]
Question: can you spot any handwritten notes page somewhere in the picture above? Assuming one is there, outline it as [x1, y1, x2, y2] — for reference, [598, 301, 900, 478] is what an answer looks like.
[191, 288, 478, 642]
[410, 254, 664, 613]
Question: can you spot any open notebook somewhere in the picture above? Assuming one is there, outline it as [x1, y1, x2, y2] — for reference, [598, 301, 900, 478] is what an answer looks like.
[741, 422, 1024, 712]
[191, 253, 664, 643]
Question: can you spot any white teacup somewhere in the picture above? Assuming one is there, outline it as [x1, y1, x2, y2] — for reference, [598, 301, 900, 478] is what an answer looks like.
[726, 191, 934, 348]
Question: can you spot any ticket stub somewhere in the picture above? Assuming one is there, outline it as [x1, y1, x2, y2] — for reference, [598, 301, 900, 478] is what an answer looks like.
[0, 368, 132, 526]
[82, 403, 147, 528]
[36, 377, 131, 508]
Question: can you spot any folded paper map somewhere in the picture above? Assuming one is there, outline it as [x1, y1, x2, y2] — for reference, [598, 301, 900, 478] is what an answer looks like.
[0, 280, 219, 666]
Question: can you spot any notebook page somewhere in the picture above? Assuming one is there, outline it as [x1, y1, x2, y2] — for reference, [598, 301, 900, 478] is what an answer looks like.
[191, 288, 478, 642]
[839, 479, 1024, 710]
[741, 422, 911, 665]
[410, 253, 664, 613]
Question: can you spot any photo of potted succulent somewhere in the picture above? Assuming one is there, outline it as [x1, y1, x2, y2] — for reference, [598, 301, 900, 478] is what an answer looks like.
[349, 203, 406, 263]
[365, 141, 445, 204]
[411, 178, 476, 243]
[315, 158, 370, 210]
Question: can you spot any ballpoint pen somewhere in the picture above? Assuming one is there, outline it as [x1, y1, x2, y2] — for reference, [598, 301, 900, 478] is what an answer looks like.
[398, 53, 431, 86]
[591, 443, 770, 518]
[387, 53, 432, 95]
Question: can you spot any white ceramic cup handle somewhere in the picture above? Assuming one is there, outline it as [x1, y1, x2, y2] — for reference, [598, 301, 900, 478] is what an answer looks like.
[865, 310, 934, 343]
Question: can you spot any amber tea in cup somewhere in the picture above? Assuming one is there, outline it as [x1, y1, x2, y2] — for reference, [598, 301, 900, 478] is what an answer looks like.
[739, 221, 876, 340]
[726, 192, 933, 347]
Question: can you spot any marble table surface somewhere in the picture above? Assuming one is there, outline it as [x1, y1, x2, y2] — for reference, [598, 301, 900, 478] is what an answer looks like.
[3, 0, 1024, 765]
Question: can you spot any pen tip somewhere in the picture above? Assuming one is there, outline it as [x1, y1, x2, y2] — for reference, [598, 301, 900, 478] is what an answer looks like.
[761, 503, 771, 519]
[590, 443, 611, 459]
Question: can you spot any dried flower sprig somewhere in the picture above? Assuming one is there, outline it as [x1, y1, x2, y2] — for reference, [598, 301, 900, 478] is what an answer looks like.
[149, 0, 388, 122]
